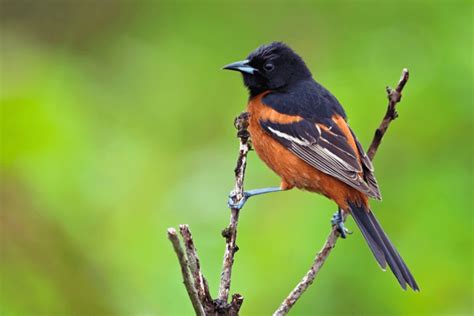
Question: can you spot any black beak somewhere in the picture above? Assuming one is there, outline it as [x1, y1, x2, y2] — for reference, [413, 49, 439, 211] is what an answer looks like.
[222, 59, 257, 75]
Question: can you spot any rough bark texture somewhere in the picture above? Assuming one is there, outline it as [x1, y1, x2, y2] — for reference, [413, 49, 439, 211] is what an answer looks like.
[167, 228, 205, 316]
[218, 112, 250, 303]
[168, 70, 410, 315]
[367, 69, 409, 160]
[179, 225, 214, 312]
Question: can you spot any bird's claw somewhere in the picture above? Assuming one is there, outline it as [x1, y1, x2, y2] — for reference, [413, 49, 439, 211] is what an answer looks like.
[227, 191, 249, 210]
[331, 211, 352, 239]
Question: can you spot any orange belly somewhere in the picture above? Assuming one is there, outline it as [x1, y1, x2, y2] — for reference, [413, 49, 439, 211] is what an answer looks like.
[247, 92, 367, 209]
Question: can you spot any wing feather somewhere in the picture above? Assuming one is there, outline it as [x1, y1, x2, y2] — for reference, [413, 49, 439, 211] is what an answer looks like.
[261, 119, 381, 199]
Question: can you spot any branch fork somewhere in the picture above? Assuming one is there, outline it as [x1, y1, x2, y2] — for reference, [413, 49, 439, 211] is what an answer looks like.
[167, 112, 251, 315]
[168, 69, 410, 315]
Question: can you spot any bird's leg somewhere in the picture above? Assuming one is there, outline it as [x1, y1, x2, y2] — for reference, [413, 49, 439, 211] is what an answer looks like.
[331, 208, 352, 239]
[227, 187, 282, 210]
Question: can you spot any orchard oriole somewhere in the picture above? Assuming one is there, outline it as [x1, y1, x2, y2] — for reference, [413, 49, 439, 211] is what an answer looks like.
[223, 42, 419, 291]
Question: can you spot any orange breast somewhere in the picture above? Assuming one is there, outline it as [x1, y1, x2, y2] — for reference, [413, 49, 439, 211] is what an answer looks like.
[247, 92, 367, 209]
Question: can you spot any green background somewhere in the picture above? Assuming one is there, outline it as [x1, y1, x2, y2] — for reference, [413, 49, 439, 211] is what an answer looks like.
[1, 1, 472, 315]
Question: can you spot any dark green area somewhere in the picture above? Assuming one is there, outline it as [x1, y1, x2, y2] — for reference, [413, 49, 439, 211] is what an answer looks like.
[1, 1, 472, 315]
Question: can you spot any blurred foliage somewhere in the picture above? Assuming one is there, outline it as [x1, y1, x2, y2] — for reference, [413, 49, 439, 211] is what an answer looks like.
[0, 1, 472, 315]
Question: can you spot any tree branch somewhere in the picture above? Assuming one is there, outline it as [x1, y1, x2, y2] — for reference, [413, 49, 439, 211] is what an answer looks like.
[167, 113, 250, 315]
[218, 112, 251, 303]
[367, 69, 409, 160]
[167, 228, 206, 316]
[273, 69, 410, 316]
[179, 225, 213, 310]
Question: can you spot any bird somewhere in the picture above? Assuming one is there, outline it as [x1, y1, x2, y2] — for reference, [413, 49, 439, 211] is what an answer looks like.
[223, 42, 419, 291]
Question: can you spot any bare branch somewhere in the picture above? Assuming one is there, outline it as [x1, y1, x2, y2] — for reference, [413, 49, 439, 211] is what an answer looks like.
[274, 226, 340, 316]
[179, 225, 213, 308]
[167, 228, 205, 316]
[367, 69, 409, 160]
[218, 112, 251, 303]
[274, 69, 410, 315]
[229, 294, 244, 316]
[167, 113, 249, 315]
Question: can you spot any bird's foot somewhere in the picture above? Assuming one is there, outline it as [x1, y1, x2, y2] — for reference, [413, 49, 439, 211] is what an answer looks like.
[331, 210, 352, 239]
[227, 191, 249, 210]
[227, 187, 282, 210]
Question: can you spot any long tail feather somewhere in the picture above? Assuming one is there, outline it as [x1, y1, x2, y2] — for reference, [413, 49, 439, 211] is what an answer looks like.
[349, 201, 420, 291]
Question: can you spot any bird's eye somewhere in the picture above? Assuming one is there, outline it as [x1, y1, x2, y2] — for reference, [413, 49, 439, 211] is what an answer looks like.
[264, 63, 275, 72]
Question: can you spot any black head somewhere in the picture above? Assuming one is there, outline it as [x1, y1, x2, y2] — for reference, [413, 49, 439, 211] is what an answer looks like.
[223, 42, 312, 97]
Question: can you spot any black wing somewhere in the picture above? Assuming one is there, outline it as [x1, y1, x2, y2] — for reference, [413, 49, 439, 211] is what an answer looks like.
[350, 129, 381, 199]
[260, 119, 381, 200]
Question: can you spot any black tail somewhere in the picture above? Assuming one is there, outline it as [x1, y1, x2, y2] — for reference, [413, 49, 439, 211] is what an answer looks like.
[348, 201, 419, 291]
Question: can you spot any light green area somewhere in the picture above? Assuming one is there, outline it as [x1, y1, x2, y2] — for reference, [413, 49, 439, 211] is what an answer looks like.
[1, 1, 472, 315]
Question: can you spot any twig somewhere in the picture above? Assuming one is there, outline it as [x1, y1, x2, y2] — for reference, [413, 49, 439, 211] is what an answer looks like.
[274, 69, 410, 316]
[228, 294, 244, 316]
[273, 227, 340, 316]
[367, 69, 409, 160]
[179, 225, 213, 309]
[167, 228, 205, 316]
[218, 112, 251, 302]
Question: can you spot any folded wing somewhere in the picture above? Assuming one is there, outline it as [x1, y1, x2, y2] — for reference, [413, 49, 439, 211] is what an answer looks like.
[260, 118, 381, 199]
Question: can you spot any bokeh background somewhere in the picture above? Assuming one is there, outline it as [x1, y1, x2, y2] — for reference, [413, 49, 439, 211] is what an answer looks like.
[1, 1, 472, 315]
